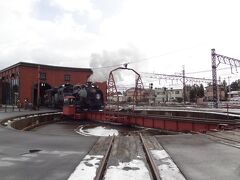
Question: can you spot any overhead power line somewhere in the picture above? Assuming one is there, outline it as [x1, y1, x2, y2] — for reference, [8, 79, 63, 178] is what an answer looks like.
[91, 44, 204, 70]
[141, 72, 212, 83]
[186, 66, 238, 75]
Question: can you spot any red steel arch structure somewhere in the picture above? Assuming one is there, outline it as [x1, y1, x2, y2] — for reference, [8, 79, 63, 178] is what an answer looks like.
[106, 66, 144, 113]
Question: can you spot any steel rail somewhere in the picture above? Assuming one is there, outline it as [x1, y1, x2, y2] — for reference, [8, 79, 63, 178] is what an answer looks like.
[203, 133, 240, 149]
[94, 136, 115, 180]
[206, 133, 240, 144]
[139, 133, 161, 180]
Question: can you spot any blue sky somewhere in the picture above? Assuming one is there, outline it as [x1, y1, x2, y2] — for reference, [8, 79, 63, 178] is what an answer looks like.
[1, 0, 240, 86]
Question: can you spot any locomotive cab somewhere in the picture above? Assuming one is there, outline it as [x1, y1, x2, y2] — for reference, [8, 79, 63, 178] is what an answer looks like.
[63, 96, 76, 117]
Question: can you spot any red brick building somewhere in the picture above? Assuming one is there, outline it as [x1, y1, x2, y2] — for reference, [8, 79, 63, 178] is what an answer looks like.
[0, 62, 93, 106]
[95, 82, 107, 102]
[0, 80, 2, 104]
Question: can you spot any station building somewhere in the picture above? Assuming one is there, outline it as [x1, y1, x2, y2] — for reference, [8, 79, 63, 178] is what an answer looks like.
[0, 62, 95, 106]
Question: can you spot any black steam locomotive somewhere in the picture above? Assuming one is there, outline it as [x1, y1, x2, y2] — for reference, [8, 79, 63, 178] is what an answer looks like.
[44, 82, 104, 112]
[44, 83, 73, 108]
[73, 82, 104, 112]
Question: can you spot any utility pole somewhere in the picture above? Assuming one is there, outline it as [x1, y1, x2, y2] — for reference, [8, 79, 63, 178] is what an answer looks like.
[218, 76, 221, 103]
[182, 65, 186, 104]
[211, 49, 218, 108]
[227, 76, 231, 92]
[37, 65, 40, 110]
[149, 83, 153, 106]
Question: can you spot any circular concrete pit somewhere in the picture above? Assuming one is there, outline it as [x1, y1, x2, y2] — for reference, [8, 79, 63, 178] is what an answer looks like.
[0, 108, 239, 180]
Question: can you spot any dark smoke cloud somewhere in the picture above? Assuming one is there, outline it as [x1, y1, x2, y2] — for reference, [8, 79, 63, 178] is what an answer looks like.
[89, 46, 143, 82]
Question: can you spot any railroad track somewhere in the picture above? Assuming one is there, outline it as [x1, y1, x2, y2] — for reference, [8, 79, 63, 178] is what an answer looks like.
[94, 133, 161, 180]
[67, 132, 185, 180]
[205, 131, 240, 149]
[206, 133, 240, 143]
[95, 135, 115, 180]
[139, 133, 161, 180]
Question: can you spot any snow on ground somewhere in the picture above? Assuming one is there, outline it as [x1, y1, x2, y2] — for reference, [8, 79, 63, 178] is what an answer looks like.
[68, 155, 103, 180]
[151, 150, 186, 180]
[76, 126, 119, 137]
[104, 159, 151, 180]
[39, 150, 83, 157]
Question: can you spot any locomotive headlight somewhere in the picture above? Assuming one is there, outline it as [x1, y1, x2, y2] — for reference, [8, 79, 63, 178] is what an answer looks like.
[96, 94, 101, 100]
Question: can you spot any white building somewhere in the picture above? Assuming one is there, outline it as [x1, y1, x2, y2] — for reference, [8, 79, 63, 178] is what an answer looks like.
[155, 87, 183, 104]
[108, 92, 126, 102]
[155, 88, 167, 104]
[167, 88, 183, 102]
[228, 91, 240, 101]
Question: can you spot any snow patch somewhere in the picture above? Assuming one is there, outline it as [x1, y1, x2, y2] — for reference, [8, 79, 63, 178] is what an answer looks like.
[1, 157, 30, 162]
[104, 159, 151, 180]
[76, 126, 119, 137]
[68, 155, 103, 180]
[22, 154, 38, 158]
[0, 156, 30, 167]
[151, 150, 186, 180]
[39, 150, 83, 157]
[0, 161, 14, 167]
[152, 149, 168, 159]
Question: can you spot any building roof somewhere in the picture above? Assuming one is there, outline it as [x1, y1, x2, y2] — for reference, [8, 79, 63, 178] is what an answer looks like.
[205, 84, 224, 88]
[0, 62, 93, 73]
[228, 91, 240, 95]
[166, 88, 183, 91]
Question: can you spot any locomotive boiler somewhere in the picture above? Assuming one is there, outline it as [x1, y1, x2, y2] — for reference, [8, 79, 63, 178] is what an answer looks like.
[72, 82, 104, 112]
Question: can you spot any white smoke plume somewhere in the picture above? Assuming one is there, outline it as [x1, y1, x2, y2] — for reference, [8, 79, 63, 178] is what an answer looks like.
[88, 46, 143, 83]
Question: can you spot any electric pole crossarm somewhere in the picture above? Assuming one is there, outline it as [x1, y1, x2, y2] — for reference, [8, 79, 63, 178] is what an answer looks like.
[215, 54, 240, 67]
